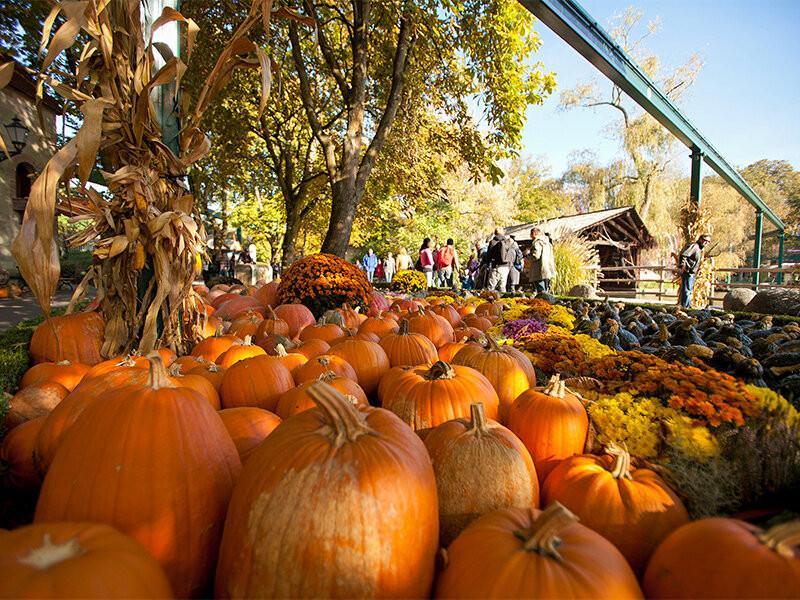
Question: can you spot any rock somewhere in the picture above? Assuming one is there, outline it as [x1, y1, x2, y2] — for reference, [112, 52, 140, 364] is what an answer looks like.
[744, 288, 800, 317]
[536, 292, 557, 304]
[568, 283, 598, 299]
[723, 288, 756, 312]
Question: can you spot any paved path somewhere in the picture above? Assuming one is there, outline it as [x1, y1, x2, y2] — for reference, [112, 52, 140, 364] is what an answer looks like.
[0, 291, 76, 333]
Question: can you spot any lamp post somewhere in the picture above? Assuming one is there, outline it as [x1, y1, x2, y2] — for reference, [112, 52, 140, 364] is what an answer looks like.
[0, 116, 30, 162]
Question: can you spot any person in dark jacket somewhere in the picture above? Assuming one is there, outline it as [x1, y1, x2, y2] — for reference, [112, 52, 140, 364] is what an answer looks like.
[678, 234, 711, 308]
[506, 235, 524, 292]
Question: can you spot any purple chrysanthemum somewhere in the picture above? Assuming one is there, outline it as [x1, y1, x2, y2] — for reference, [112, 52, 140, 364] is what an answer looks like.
[502, 318, 548, 340]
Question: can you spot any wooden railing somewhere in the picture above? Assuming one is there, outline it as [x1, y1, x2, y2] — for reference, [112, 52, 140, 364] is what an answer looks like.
[589, 265, 797, 307]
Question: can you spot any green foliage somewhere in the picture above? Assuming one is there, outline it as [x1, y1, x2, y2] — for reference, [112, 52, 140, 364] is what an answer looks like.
[552, 234, 599, 296]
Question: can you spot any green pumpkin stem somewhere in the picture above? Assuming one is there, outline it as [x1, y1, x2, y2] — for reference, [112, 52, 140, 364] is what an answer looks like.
[426, 361, 456, 381]
[757, 520, 800, 558]
[306, 382, 373, 446]
[518, 502, 579, 561]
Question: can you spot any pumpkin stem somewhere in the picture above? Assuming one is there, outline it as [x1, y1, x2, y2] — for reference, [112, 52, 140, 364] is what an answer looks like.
[485, 334, 504, 353]
[207, 363, 221, 373]
[542, 374, 566, 398]
[316, 371, 338, 382]
[399, 318, 410, 335]
[18, 534, 86, 569]
[757, 520, 800, 558]
[467, 403, 490, 435]
[517, 502, 579, 561]
[317, 356, 331, 367]
[242, 335, 253, 346]
[168, 362, 184, 377]
[267, 306, 279, 321]
[306, 382, 374, 446]
[607, 443, 633, 480]
[275, 343, 288, 357]
[56, 359, 72, 366]
[426, 361, 456, 380]
[146, 354, 175, 389]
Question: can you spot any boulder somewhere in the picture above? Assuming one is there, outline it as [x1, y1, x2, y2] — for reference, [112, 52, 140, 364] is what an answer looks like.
[744, 288, 800, 317]
[722, 288, 756, 312]
[568, 283, 598, 299]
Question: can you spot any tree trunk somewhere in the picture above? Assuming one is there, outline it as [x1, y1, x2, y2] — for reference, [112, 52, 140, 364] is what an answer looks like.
[321, 175, 360, 256]
[281, 204, 304, 265]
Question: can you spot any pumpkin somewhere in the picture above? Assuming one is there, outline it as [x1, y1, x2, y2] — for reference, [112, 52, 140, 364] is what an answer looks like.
[299, 315, 348, 344]
[452, 335, 536, 422]
[187, 362, 226, 392]
[272, 343, 308, 374]
[1, 416, 45, 489]
[191, 333, 240, 363]
[29, 312, 104, 365]
[367, 289, 390, 317]
[168, 364, 222, 410]
[218, 407, 282, 464]
[215, 297, 266, 321]
[33, 365, 150, 475]
[214, 383, 439, 598]
[286, 337, 330, 359]
[172, 354, 209, 373]
[437, 341, 469, 363]
[275, 372, 369, 419]
[255, 332, 295, 355]
[227, 313, 264, 338]
[424, 403, 539, 546]
[643, 518, 800, 598]
[219, 355, 295, 412]
[151, 347, 177, 367]
[4, 382, 69, 431]
[378, 361, 499, 431]
[0, 522, 173, 598]
[273, 303, 315, 338]
[475, 301, 504, 318]
[543, 444, 689, 574]
[508, 374, 588, 484]
[434, 503, 642, 599]
[358, 315, 399, 339]
[35, 356, 240, 598]
[293, 354, 358, 384]
[254, 306, 291, 341]
[81, 355, 142, 381]
[19, 360, 90, 392]
[327, 339, 390, 396]
[431, 304, 461, 327]
[453, 324, 484, 343]
[408, 309, 454, 348]
[461, 314, 492, 332]
[211, 292, 242, 309]
[379, 319, 438, 367]
[254, 280, 280, 307]
[216, 336, 267, 369]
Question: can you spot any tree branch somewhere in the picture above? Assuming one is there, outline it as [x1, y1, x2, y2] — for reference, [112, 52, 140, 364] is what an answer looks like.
[304, 0, 350, 101]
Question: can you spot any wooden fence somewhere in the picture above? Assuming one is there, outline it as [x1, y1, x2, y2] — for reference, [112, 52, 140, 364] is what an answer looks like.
[589, 265, 797, 307]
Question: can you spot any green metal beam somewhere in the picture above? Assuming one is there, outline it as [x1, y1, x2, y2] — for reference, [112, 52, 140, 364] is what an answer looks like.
[519, 0, 784, 233]
[753, 211, 763, 288]
[690, 149, 703, 206]
[777, 232, 785, 285]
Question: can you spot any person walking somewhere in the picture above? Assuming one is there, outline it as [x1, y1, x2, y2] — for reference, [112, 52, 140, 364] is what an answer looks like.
[543, 232, 557, 292]
[465, 253, 479, 289]
[418, 238, 435, 287]
[437, 238, 459, 287]
[506, 235, 524, 293]
[486, 227, 515, 292]
[383, 252, 396, 283]
[678, 234, 711, 308]
[362, 248, 379, 283]
[396, 247, 413, 271]
[529, 227, 555, 293]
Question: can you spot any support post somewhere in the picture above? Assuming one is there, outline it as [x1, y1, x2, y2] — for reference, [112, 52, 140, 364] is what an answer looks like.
[690, 147, 703, 205]
[776, 232, 785, 285]
[752, 210, 763, 289]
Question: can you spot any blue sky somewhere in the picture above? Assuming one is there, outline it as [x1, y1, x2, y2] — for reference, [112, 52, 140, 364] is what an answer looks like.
[520, 0, 800, 177]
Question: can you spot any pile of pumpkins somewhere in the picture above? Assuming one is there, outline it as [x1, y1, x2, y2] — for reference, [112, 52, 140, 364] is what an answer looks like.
[1, 280, 799, 598]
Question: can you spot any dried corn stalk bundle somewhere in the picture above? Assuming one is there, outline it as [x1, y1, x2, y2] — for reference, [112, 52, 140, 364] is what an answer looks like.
[671, 196, 715, 308]
[3, 0, 307, 356]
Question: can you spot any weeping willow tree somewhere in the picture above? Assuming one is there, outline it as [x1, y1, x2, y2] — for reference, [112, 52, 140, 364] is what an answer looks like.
[2, 0, 309, 356]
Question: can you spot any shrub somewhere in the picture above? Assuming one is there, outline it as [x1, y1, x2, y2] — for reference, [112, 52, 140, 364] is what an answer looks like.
[551, 234, 599, 296]
[390, 270, 428, 293]
[277, 253, 373, 318]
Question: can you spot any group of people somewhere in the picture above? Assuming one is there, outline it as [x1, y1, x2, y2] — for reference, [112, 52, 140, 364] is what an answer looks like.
[359, 238, 460, 286]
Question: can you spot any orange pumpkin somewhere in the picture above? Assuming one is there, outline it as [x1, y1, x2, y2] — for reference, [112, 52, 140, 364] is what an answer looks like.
[293, 354, 357, 384]
[424, 403, 539, 546]
[254, 306, 291, 341]
[272, 303, 315, 338]
[434, 503, 642, 599]
[29, 312, 104, 365]
[168, 364, 222, 410]
[214, 383, 439, 598]
[1, 416, 45, 489]
[4, 382, 69, 431]
[543, 444, 688, 574]
[287, 335, 330, 359]
[187, 361, 226, 392]
[644, 518, 800, 598]
[0, 522, 173, 598]
[508, 374, 588, 484]
[431, 303, 461, 327]
[327, 339, 390, 396]
[218, 407, 282, 464]
[272, 343, 307, 374]
[215, 336, 267, 369]
[254, 280, 280, 307]
[453, 324, 484, 343]
[461, 313, 492, 332]
[452, 335, 536, 422]
[378, 361, 500, 431]
[227, 313, 264, 339]
[214, 296, 265, 321]
[172, 354, 209, 373]
[408, 309, 455, 348]
[299, 316, 348, 344]
[191, 333, 240, 363]
[35, 356, 240, 598]
[19, 360, 90, 392]
[437, 341, 469, 363]
[275, 372, 369, 419]
[379, 319, 438, 367]
[358, 315, 399, 339]
[219, 355, 295, 412]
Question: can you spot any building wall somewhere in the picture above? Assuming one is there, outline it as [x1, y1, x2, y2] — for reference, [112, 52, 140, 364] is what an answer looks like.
[0, 86, 57, 269]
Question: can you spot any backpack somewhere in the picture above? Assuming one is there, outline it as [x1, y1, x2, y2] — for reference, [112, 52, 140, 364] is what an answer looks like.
[438, 245, 454, 268]
[494, 237, 515, 266]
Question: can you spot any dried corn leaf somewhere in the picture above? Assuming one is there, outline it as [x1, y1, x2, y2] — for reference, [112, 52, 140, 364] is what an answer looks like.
[39, 5, 62, 55]
[42, 1, 89, 71]
[75, 97, 109, 184]
[254, 45, 271, 117]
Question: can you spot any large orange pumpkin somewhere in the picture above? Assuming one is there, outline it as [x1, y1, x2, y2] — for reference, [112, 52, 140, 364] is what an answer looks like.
[452, 335, 536, 422]
[19, 360, 90, 392]
[35, 356, 241, 598]
[254, 307, 291, 341]
[188, 361, 226, 392]
[358, 315, 399, 339]
[508, 374, 588, 484]
[1, 416, 45, 489]
[4, 383, 69, 431]
[272, 343, 308, 374]
[227, 313, 264, 339]
[275, 372, 369, 419]
[378, 361, 499, 431]
[408, 309, 455, 348]
[214, 296, 265, 321]
[215, 336, 267, 369]
[434, 503, 642, 599]
[284, 337, 330, 360]
[298, 315, 348, 344]
[424, 403, 539, 546]
[379, 319, 438, 367]
[437, 341, 469, 363]
[29, 312, 104, 365]
[543, 444, 689, 574]
[219, 355, 295, 412]
[644, 517, 800, 598]
[327, 339, 390, 396]
[191, 333, 240, 363]
[218, 407, 282, 464]
[168, 364, 222, 410]
[254, 280, 280, 307]
[293, 354, 357, 384]
[431, 303, 461, 327]
[273, 303, 315, 338]
[215, 383, 439, 598]
[0, 522, 173, 598]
